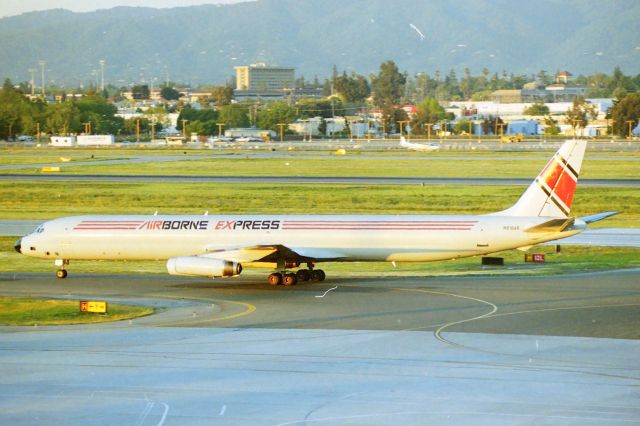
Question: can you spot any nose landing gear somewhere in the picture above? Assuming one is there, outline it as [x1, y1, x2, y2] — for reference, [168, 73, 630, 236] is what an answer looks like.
[54, 259, 69, 279]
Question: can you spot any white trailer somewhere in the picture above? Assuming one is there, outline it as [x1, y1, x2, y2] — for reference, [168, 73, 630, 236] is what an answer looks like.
[50, 136, 76, 147]
[77, 135, 115, 146]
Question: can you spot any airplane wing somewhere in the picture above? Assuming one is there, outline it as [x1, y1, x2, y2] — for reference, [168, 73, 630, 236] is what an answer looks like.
[203, 243, 347, 264]
[525, 217, 575, 233]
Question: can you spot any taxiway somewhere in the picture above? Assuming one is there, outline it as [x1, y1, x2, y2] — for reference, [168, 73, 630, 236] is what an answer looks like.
[1, 271, 639, 425]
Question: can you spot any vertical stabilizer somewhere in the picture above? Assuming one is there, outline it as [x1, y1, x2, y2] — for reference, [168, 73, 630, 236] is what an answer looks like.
[497, 140, 587, 218]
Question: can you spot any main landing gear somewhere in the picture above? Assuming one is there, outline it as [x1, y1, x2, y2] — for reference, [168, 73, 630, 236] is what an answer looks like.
[267, 262, 326, 286]
[55, 259, 69, 279]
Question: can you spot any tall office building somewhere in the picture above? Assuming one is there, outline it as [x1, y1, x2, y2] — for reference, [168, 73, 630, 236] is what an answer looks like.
[235, 63, 295, 91]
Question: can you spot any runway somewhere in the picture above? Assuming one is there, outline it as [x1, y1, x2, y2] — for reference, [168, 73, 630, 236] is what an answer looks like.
[2, 173, 639, 188]
[1, 271, 639, 425]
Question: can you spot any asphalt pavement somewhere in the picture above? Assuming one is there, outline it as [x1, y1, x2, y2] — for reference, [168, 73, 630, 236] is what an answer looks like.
[1, 270, 639, 425]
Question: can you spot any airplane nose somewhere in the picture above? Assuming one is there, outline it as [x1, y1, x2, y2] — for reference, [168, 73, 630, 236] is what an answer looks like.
[14, 238, 22, 253]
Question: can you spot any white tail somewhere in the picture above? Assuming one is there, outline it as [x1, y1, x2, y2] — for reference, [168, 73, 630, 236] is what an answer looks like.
[497, 140, 587, 218]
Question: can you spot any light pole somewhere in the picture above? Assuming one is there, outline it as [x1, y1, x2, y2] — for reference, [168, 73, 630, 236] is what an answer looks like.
[28, 68, 36, 96]
[99, 59, 105, 93]
[39, 60, 46, 97]
[216, 123, 224, 138]
[426, 123, 433, 140]
[398, 120, 410, 138]
[150, 119, 156, 142]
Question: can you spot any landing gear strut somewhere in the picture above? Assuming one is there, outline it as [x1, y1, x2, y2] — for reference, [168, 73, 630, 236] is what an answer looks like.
[267, 262, 325, 286]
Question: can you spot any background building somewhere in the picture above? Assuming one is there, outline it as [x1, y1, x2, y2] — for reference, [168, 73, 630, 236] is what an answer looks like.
[235, 63, 295, 91]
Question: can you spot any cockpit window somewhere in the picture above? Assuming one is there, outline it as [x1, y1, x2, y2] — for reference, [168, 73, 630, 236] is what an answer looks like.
[35, 226, 44, 234]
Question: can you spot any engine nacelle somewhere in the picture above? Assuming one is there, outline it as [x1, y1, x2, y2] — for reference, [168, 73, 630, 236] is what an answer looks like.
[166, 256, 242, 277]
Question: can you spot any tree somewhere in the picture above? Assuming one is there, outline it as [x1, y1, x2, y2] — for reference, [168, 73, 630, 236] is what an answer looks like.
[0, 79, 30, 139]
[481, 116, 504, 136]
[177, 104, 219, 134]
[609, 93, 640, 137]
[218, 104, 250, 128]
[76, 94, 123, 134]
[371, 60, 406, 109]
[333, 71, 370, 103]
[296, 98, 342, 119]
[256, 101, 296, 131]
[565, 96, 597, 132]
[454, 119, 474, 135]
[160, 86, 180, 101]
[44, 102, 81, 135]
[523, 102, 550, 116]
[210, 86, 233, 107]
[131, 85, 150, 100]
[381, 107, 408, 135]
[410, 97, 446, 135]
[543, 115, 560, 135]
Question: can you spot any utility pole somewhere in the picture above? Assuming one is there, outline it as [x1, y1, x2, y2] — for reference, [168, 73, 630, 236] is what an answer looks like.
[276, 123, 287, 142]
[38, 60, 46, 97]
[136, 118, 141, 142]
[627, 120, 635, 140]
[182, 119, 188, 141]
[468, 121, 473, 140]
[216, 123, 224, 138]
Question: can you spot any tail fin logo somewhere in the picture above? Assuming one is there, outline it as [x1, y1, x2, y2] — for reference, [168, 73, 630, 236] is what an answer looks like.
[536, 154, 579, 216]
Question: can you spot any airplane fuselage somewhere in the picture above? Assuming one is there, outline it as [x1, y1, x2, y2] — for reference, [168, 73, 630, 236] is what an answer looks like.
[20, 214, 582, 263]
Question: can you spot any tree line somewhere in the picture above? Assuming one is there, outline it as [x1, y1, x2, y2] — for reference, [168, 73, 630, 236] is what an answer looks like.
[2, 62, 640, 140]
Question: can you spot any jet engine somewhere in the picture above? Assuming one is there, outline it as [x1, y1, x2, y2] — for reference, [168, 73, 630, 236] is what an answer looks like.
[166, 256, 242, 277]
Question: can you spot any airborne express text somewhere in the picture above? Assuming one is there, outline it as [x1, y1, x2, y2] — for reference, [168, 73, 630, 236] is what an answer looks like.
[137, 219, 282, 231]
[215, 220, 281, 230]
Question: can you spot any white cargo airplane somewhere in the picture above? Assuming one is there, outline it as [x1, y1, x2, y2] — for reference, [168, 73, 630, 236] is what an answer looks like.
[15, 140, 616, 286]
[399, 136, 439, 151]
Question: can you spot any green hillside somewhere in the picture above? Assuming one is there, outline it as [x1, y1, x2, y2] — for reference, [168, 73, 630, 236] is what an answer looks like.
[0, 0, 638, 85]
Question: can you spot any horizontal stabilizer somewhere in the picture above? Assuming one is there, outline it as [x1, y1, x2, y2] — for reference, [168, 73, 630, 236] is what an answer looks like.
[525, 217, 575, 233]
[580, 211, 618, 224]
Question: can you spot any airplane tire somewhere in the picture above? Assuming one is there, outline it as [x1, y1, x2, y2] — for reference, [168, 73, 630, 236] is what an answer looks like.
[283, 273, 297, 286]
[310, 269, 325, 282]
[268, 273, 282, 286]
[296, 269, 311, 281]
[56, 269, 68, 279]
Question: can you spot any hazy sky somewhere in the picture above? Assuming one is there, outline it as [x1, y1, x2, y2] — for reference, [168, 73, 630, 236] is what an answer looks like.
[0, 0, 249, 18]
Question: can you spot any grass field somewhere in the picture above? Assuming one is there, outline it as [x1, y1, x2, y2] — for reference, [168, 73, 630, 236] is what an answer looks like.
[2, 144, 639, 178]
[0, 181, 637, 227]
[3, 153, 640, 179]
[0, 296, 154, 326]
